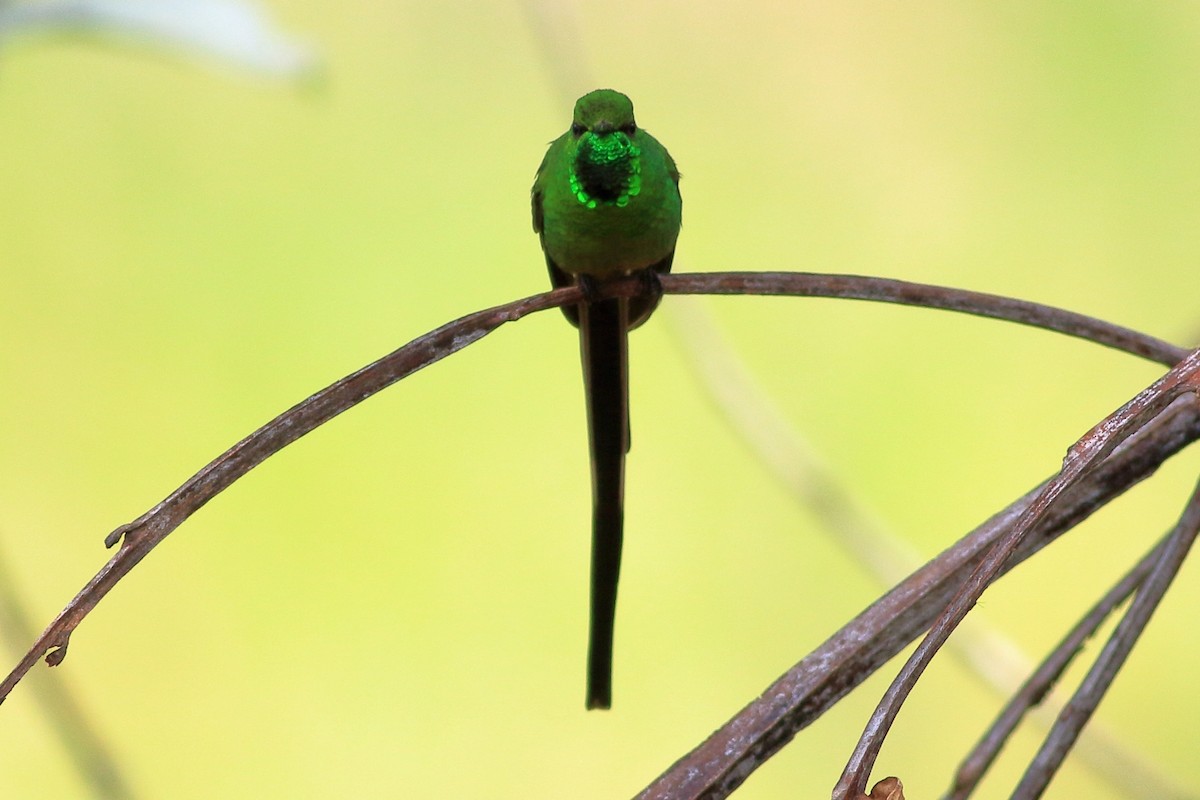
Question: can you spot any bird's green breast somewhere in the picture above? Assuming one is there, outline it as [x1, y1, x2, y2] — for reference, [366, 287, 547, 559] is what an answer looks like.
[537, 130, 681, 278]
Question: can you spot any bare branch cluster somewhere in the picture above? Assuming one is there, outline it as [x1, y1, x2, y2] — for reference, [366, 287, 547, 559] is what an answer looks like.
[3, 272, 1195, 798]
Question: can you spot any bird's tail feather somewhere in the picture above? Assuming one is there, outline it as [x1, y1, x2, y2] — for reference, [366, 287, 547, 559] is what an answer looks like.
[579, 296, 629, 710]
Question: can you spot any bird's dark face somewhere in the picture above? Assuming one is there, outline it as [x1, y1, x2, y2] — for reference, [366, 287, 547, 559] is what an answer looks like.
[568, 90, 642, 209]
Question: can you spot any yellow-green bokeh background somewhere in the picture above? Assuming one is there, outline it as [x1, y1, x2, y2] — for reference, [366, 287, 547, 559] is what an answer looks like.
[3, 2, 1200, 797]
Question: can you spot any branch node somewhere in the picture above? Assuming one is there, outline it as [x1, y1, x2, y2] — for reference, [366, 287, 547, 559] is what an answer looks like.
[45, 635, 71, 667]
[103, 524, 132, 549]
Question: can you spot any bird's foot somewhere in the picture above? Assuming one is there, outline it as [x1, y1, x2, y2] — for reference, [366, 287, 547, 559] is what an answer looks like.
[635, 269, 663, 308]
[577, 273, 603, 304]
[625, 269, 664, 328]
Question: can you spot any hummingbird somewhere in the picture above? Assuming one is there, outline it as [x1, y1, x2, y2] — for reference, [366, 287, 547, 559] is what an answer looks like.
[531, 89, 682, 709]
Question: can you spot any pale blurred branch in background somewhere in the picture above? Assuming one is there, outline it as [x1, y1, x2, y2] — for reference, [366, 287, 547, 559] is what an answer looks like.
[0, 0, 317, 78]
[521, 0, 591, 111]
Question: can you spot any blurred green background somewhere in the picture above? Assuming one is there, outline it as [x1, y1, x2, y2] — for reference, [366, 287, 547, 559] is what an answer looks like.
[2, 2, 1199, 797]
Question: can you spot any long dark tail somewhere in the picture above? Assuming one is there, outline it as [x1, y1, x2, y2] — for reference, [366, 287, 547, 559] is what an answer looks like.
[578, 296, 630, 710]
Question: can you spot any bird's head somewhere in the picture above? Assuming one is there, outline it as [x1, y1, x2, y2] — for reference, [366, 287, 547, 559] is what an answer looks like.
[568, 89, 642, 209]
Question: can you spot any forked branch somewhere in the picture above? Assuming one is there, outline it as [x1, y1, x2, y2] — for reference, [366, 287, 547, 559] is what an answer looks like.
[946, 525, 1181, 799]
[833, 348, 1200, 798]
[1010, 480, 1200, 799]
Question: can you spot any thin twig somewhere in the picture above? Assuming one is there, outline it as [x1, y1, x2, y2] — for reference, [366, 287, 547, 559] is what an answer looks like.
[945, 531, 1173, 799]
[1010, 478, 1200, 799]
[636, 396, 1200, 800]
[833, 348, 1200, 798]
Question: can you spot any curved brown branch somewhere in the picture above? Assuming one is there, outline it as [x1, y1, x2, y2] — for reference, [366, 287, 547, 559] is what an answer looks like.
[0, 286, 580, 703]
[659, 272, 1187, 367]
[0, 271, 1186, 718]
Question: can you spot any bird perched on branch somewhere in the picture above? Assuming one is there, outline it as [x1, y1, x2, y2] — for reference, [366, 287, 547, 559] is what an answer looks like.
[532, 89, 682, 709]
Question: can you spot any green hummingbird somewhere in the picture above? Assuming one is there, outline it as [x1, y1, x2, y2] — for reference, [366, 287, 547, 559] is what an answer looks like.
[531, 89, 682, 709]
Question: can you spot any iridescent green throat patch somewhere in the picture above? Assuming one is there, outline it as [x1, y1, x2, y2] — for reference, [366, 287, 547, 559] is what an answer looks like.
[569, 132, 642, 209]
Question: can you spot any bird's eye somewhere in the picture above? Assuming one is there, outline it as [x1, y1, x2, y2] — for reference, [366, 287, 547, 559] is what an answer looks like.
[571, 123, 586, 136]
[620, 123, 637, 135]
